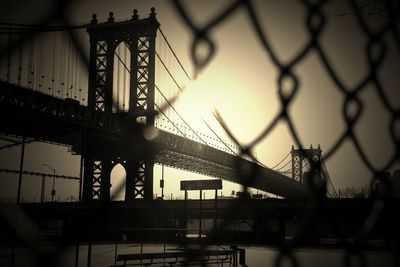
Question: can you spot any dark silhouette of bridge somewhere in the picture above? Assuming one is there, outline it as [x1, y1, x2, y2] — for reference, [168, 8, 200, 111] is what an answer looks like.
[0, 8, 333, 202]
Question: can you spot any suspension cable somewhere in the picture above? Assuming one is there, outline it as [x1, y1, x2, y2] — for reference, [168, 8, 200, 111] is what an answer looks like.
[202, 119, 236, 155]
[158, 28, 191, 80]
[153, 39, 251, 156]
[114, 48, 207, 144]
[322, 159, 337, 197]
[270, 151, 291, 170]
[156, 85, 207, 144]
[155, 103, 187, 138]
[155, 47, 244, 153]
[114, 49, 130, 74]
[121, 34, 270, 166]
[275, 158, 292, 171]
[156, 50, 183, 92]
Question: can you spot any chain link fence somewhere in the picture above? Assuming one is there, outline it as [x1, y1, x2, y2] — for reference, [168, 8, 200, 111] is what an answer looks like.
[0, 0, 399, 266]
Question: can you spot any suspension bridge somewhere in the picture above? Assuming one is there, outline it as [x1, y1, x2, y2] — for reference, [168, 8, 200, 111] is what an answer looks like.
[2, 9, 396, 267]
[0, 8, 336, 201]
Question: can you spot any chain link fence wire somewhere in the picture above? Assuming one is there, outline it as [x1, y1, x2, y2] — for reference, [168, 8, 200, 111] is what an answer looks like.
[0, 0, 399, 266]
[171, 0, 400, 265]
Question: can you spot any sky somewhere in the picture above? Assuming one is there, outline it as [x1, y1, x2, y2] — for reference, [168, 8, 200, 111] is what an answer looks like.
[0, 0, 399, 201]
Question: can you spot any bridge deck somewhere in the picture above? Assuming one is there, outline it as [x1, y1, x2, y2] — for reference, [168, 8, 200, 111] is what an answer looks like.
[0, 81, 309, 198]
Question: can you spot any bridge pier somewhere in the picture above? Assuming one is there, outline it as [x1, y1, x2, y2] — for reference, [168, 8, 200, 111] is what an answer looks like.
[124, 159, 154, 200]
[81, 9, 159, 202]
[83, 153, 113, 201]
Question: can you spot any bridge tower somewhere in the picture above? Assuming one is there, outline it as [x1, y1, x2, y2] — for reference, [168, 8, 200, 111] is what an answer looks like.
[291, 145, 322, 183]
[82, 9, 159, 201]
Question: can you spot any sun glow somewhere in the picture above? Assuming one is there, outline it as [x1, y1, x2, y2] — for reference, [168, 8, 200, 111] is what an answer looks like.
[177, 76, 216, 122]
[176, 70, 247, 131]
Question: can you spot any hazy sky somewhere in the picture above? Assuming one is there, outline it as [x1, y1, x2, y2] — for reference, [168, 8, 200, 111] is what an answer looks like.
[0, 0, 399, 201]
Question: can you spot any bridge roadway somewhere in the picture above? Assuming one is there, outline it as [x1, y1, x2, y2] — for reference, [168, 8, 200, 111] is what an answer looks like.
[0, 81, 309, 198]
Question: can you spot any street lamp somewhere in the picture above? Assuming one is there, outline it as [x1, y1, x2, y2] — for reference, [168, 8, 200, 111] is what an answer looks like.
[43, 163, 56, 202]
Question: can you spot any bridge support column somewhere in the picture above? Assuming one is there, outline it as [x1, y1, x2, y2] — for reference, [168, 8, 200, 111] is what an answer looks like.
[144, 159, 154, 200]
[82, 154, 94, 202]
[82, 151, 111, 202]
[125, 159, 154, 200]
[85, 9, 159, 202]
[291, 145, 322, 183]
[100, 161, 111, 201]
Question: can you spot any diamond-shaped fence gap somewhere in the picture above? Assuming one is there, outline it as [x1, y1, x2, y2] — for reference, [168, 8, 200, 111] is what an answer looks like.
[354, 83, 397, 170]
[375, 33, 400, 110]
[189, 71, 278, 148]
[328, 137, 374, 190]
[173, 0, 238, 28]
[0, 0, 399, 265]
[291, 50, 346, 151]
[318, 4, 371, 91]
[353, 1, 392, 34]
[250, 120, 294, 174]
[251, 0, 309, 64]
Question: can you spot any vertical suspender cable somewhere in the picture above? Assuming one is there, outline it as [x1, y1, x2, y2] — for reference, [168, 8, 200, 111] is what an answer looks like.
[77, 32, 82, 101]
[71, 35, 75, 99]
[65, 32, 70, 98]
[123, 43, 127, 111]
[41, 32, 45, 93]
[60, 32, 66, 97]
[73, 36, 77, 99]
[69, 36, 74, 98]
[44, 31, 49, 94]
[6, 26, 12, 83]
[78, 32, 83, 102]
[116, 44, 120, 112]
[32, 34, 36, 90]
[16, 136, 26, 203]
[51, 31, 56, 96]
[28, 33, 34, 88]
[56, 32, 61, 96]
[123, 43, 128, 111]
[82, 32, 88, 104]
[74, 34, 78, 99]
[43, 32, 47, 93]
[38, 33, 42, 92]
[17, 33, 22, 86]
[72, 38, 76, 99]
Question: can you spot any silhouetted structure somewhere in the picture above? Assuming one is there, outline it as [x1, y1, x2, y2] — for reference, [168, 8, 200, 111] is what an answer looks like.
[0, 10, 317, 200]
[83, 9, 159, 201]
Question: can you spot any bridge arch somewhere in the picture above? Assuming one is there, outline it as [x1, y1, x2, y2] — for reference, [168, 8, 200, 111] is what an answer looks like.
[110, 163, 126, 201]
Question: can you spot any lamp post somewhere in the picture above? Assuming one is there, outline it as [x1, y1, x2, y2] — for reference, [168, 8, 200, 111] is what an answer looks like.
[43, 163, 56, 202]
[161, 164, 164, 200]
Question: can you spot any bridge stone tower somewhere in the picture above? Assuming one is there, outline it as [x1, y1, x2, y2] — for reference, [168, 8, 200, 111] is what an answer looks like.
[82, 9, 159, 201]
[291, 145, 322, 183]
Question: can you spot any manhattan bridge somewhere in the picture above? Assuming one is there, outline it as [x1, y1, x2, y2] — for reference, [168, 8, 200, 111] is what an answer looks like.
[0, 4, 398, 267]
[0, 8, 331, 200]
